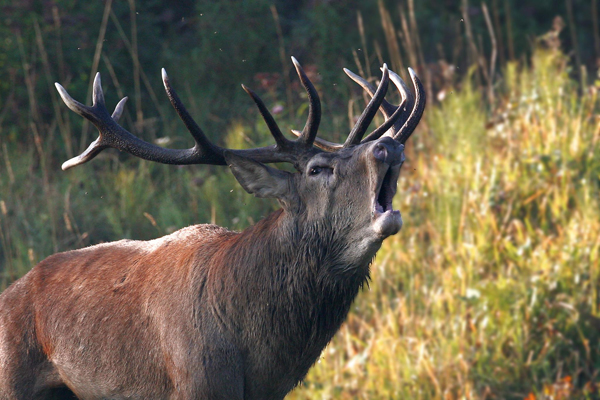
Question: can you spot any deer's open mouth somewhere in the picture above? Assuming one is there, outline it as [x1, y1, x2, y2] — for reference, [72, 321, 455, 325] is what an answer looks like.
[372, 162, 400, 210]
[374, 164, 400, 214]
[371, 163, 402, 237]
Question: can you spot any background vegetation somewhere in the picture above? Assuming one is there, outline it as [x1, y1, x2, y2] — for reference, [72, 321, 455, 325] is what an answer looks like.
[2, 0, 600, 398]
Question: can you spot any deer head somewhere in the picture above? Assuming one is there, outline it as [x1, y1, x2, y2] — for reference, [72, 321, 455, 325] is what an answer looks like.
[55, 58, 424, 258]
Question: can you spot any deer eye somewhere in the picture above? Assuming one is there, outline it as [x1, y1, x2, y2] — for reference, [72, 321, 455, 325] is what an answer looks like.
[309, 166, 333, 176]
[309, 167, 323, 175]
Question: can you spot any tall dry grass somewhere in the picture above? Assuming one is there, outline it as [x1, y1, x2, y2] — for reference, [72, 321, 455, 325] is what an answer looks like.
[289, 49, 600, 399]
[2, 3, 600, 399]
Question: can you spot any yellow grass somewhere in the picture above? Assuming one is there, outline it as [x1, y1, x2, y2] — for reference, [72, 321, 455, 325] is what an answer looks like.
[289, 49, 600, 400]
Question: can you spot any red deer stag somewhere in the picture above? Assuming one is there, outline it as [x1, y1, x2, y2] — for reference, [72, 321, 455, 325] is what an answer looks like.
[0, 57, 425, 399]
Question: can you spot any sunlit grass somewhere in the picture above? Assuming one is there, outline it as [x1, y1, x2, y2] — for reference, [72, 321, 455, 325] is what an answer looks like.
[288, 49, 600, 399]
[2, 48, 600, 399]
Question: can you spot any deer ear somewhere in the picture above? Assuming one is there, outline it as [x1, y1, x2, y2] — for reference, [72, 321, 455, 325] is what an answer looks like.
[224, 151, 298, 210]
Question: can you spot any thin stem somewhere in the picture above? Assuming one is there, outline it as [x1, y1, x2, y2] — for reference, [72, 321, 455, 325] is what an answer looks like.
[357, 11, 371, 78]
[271, 5, 294, 115]
[504, 0, 515, 60]
[491, 0, 505, 66]
[33, 19, 71, 158]
[482, 2, 497, 104]
[128, 0, 143, 130]
[593, 0, 600, 63]
[108, 10, 166, 128]
[378, 0, 403, 72]
[566, 0, 582, 86]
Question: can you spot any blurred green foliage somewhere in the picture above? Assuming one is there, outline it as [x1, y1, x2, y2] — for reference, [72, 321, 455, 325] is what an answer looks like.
[2, 1, 600, 398]
[1, 0, 597, 155]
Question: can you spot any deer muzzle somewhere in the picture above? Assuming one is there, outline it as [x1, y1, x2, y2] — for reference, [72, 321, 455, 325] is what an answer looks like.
[372, 137, 405, 166]
[370, 137, 404, 237]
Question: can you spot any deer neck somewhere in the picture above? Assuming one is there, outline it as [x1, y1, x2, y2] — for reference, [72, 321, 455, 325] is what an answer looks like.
[211, 209, 376, 362]
[234, 208, 375, 284]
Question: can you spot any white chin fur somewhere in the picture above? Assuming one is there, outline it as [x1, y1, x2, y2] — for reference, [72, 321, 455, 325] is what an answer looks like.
[373, 210, 402, 238]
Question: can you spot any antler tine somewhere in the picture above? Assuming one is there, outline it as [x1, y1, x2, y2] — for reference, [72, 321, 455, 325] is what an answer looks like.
[111, 97, 128, 123]
[343, 68, 396, 118]
[393, 68, 426, 144]
[241, 84, 291, 150]
[291, 57, 321, 147]
[359, 68, 414, 143]
[290, 129, 342, 152]
[360, 97, 407, 143]
[343, 64, 389, 147]
[161, 69, 225, 163]
[56, 73, 104, 126]
[92, 72, 105, 109]
[291, 64, 412, 151]
[387, 68, 414, 113]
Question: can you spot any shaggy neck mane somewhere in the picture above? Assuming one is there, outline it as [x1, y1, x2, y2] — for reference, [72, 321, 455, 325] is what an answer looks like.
[206, 208, 372, 374]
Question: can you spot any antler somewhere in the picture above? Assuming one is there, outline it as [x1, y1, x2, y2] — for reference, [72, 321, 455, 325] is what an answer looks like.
[57, 59, 425, 172]
[294, 66, 425, 150]
[351, 67, 425, 145]
[56, 58, 322, 171]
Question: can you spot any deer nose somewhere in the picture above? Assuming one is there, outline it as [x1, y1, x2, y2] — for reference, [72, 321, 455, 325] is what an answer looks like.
[372, 137, 405, 165]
